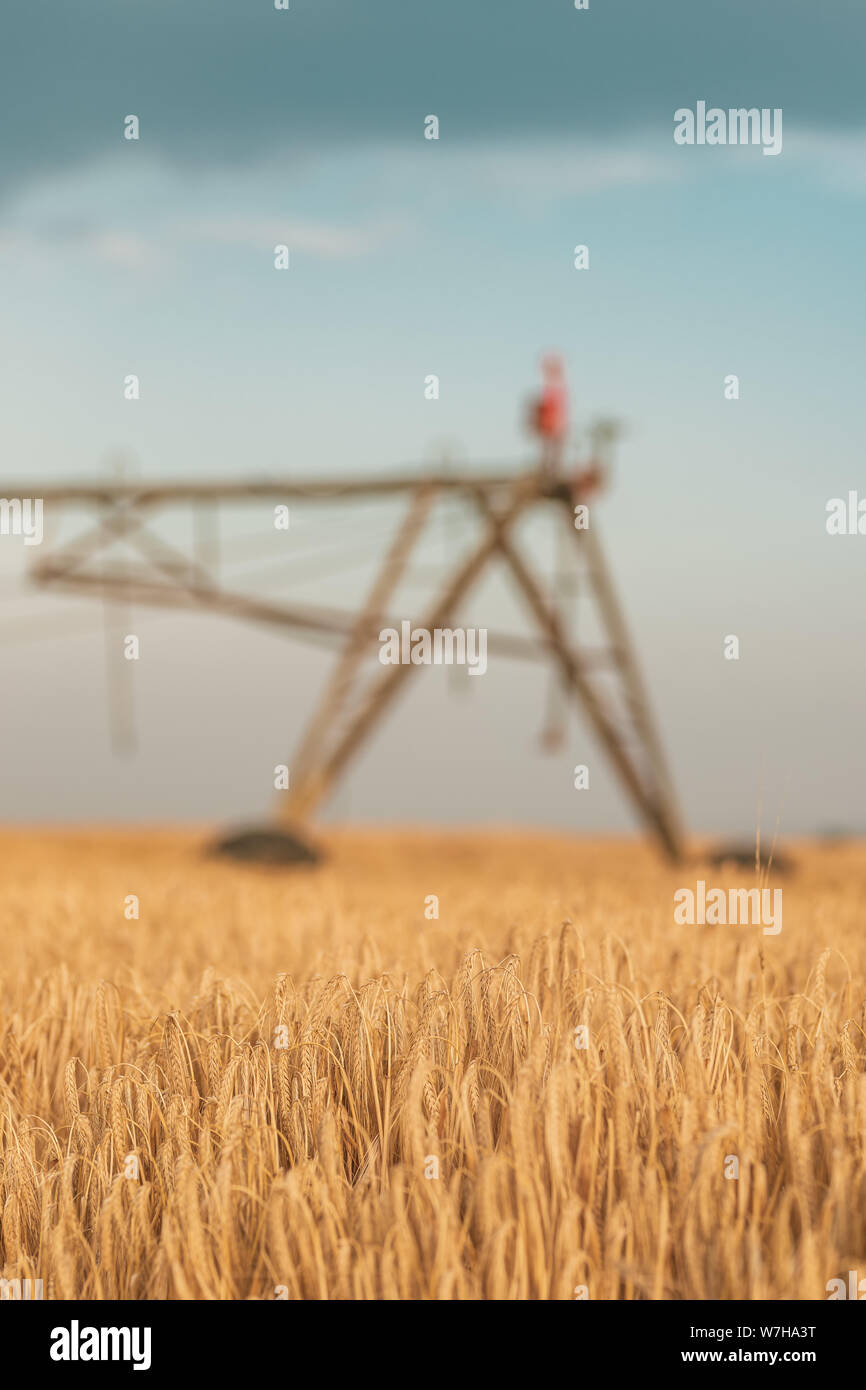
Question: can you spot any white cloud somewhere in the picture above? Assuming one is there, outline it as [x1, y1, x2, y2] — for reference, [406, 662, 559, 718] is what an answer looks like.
[788, 127, 866, 192]
[2, 125, 863, 278]
[174, 215, 407, 259]
[414, 138, 682, 199]
[0, 151, 411, 269]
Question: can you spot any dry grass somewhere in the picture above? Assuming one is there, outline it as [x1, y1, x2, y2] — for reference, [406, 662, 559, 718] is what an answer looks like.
[1, 826, 865, 1300]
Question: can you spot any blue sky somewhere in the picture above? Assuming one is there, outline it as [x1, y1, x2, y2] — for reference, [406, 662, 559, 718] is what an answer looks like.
[1, 2, 864, 839]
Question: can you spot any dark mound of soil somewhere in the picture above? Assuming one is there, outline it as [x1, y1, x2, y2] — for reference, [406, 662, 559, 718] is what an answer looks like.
[208, 825, 322, 866]
[707, 841, 795, 876]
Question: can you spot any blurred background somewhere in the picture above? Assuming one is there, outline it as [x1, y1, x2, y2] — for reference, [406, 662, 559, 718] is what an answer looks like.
[0, 0, 864, 837]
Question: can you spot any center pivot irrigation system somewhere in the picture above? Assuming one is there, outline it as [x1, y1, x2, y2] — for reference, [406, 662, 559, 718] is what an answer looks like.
[11, 377, 685, 865]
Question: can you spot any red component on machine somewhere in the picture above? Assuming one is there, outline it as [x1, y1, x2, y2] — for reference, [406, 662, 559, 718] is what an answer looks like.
[532, 354, 569, 442]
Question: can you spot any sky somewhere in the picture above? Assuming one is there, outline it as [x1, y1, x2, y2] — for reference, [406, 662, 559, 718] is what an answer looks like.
[1, 1, 864, 841]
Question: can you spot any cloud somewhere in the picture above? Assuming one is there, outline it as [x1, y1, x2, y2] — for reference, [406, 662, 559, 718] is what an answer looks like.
[175, 215, 407, 259]
[2, 0, 865, 204]
[88, 231, 164, 269]
[2, 117, 864, 280]
[0, 130, 676, 275]
[0, 215, 405, 267]
[419, 141, 681, 199]
[0, 151, 411, 269]
[790, 128, 866, 193]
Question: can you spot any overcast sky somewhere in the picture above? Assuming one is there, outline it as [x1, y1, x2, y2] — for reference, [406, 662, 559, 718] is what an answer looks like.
[1, 2, 864, 841]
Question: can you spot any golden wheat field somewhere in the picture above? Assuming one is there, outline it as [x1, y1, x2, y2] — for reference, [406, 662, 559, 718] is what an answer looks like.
[0, 826, 863, 1301]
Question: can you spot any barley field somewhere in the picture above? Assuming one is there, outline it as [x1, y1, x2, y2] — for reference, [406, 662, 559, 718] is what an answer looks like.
[0, 827, 863, 1300]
